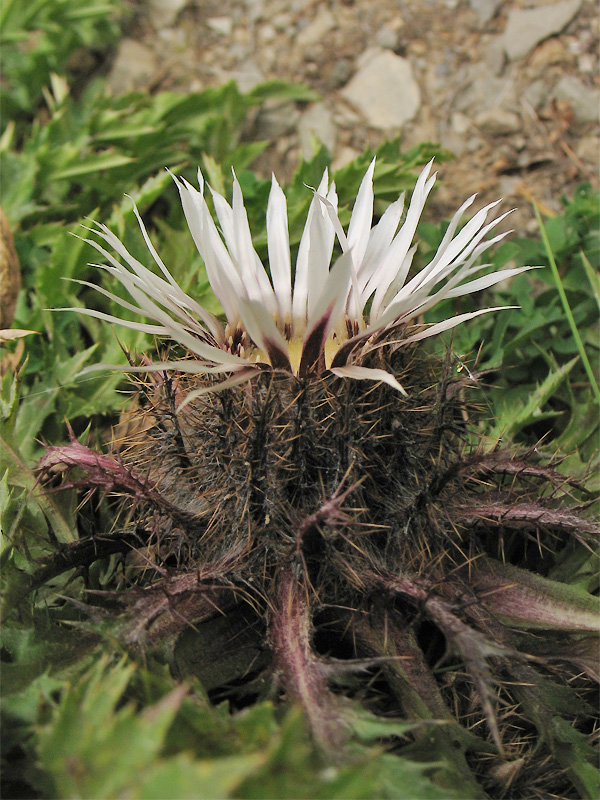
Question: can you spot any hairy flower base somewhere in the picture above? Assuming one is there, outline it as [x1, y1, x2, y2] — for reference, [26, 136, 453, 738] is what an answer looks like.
[39, 345, 599, 799]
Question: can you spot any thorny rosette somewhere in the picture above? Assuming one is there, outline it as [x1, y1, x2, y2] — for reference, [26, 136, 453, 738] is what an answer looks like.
[35, 163, 599, 799]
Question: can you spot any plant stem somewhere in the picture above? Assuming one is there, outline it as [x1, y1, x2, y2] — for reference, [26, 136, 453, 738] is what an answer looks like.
[533, 202, 600, 404]
[271, 568, 346, 753]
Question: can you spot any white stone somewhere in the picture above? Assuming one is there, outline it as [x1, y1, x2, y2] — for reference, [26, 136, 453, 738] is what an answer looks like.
[332, 146, 361, 171]
[296, 8, 336, 47]
[375, 26, 399, 51]
[474, 108, 522, 135]
[501, 0, 582, 61]
[298, 102, 337, 160]
[254, 101, 301, 139]
[451, 111, 472, 135]
[227, 60, 265, 93]
[340, 50, 421, 131]
[207, 17, 233, 37]
[552, 75, 599, 123]
[148, 0, 188, 29]
[107, 40, 156, 94]
[468, 0, 502, 25]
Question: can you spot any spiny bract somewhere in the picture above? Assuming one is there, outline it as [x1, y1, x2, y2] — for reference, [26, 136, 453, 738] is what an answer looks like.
[40, 162, 599, 799]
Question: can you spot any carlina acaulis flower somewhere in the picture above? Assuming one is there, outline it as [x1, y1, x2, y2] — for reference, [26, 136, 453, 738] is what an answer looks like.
[40, 160, 599, 799]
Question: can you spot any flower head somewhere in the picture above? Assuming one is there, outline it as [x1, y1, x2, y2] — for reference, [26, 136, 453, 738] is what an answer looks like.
[73, 160, 528, 405]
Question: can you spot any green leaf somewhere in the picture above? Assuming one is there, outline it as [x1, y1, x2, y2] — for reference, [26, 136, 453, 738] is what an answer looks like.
[51, 152, 135, 179]
[134, 753, 266, 800]
[37, 657, 186, 799]
[247, 80, 320, 103]
[346, 707, 436, 743]
[489, 355, 579, 440]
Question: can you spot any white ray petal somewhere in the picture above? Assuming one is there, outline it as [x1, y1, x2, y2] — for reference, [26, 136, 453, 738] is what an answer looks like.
[172, 175, 243, 321]
[78, 359, 243, 377]
[356, 193, 405, 293]
[208, 184, 237, 259]
[127, 198, 179, 287]
[238, 298, 291, 370]
[303, 252, 353, 354]
[347, 157, 375, 269]
[398, 307, 517, 345]
[60, 306, 169, 334]
[177, 368, 259, 411]
[444, 265, 534, 298]
[306, 196, 338, 320]
[266, 174, 292, 320]
[329, 364, 407, 395]
[368, 163, 437, 319]
[293, 168, 330, 324]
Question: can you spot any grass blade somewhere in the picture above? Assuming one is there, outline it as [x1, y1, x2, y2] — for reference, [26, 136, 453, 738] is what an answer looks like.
[533, 202, 600, 405]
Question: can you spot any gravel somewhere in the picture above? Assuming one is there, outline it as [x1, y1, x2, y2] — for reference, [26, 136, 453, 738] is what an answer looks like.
[110, 0, 599, 231]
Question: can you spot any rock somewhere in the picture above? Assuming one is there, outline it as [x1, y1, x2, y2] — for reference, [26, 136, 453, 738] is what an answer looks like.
[529, 37, 570, 67]
[523, 80, 550, 110]
[468, 0, 502, 26]
[148, 0, 188, 29]
[443, 114, 481, 157]
[245, 0, 265, 23]
[259, 24, 277, 43]
[452, 64, 511, 114]
[253, 101, 301, 139]
[501, 0, 582, 61]
[107, 40, 156, 94]
[375, 26, 399, 51]
[207, 17, 233, 37]
[451, 111, 472, 135]
[296, 8, 336, 48]
[332, 146, 361, 171]
[227, 60, 265, 93]
[299, 103, 337, 159]
[340, 49, 421, 131]
[578, 53, 596, 74]
[327, 58, 353, 89]
[576, 135, 600, 163]
[474, 108, 522, 135]
[551, 75, 599, 123]
[485, 39, 506, 75]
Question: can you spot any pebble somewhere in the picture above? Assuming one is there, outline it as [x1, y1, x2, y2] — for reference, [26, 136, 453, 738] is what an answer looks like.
[577, 53, 596, 73]
[298, 103, 337, 159]
[529, 38, 571, 67]
[474, 108, 522, 136]
[341, 49, 421, 130]
[107, 39, 156, 93]
[576, 135, 600, 163]
[332, 145, 361, 171]
[100, 0, 598, 237]
[452, 65, 510, 114]
[148, 0, 188, 29]
[522, 80, 550, 110]
[254, 101, 301, 139]
[468, 0, 503, 26]
[485, 39, 506, 75]
[551, 75, 599, 123]
[375, 26, 399, 51]
[207, 17, 233, 37]
[296, 8, 336, 48]
[501, 0, 582, 61]
[228, 60, 265, 93]
[451, 111, 473, 135]
[327, 58, 353, 89]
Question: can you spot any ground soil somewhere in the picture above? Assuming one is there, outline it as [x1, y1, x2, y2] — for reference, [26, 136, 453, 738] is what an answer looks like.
[108, 0, 599, 233]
